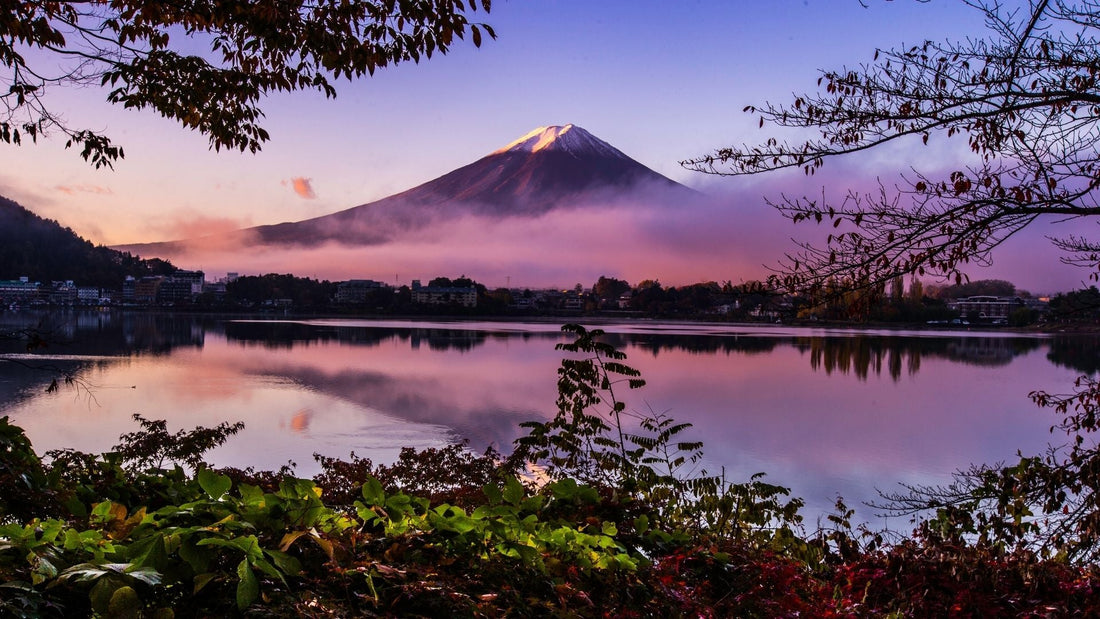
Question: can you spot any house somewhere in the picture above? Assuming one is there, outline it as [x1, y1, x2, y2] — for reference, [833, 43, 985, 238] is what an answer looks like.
[948, 295, 1025, 320]
[410, 280, 477, 307]
[0, 277, 40, 304]
[335, 279, 387, 304]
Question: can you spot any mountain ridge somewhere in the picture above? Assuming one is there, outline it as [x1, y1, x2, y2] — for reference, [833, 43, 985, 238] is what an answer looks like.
[120, 124, 696, 252]
[0, 195, 176, 285]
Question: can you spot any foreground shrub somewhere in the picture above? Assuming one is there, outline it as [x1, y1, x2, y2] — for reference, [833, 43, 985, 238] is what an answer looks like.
[4, 325, 1100, 616]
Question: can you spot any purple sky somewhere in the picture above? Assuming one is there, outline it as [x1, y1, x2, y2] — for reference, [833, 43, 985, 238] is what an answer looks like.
[1, 0, 1088, 292]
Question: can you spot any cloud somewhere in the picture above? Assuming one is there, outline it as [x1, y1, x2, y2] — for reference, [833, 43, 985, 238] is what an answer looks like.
[141, 212, 255, 245]
[55, 184, 113, 196]
[126, 163, 1089, 293]
[135, 184, 795, 287]
[284, 177, 316, 199]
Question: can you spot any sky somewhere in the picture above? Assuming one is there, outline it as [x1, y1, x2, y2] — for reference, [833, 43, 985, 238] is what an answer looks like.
[1, 0, 1091, 293]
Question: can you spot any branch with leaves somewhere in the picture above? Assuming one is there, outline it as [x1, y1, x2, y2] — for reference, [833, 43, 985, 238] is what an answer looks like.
[1, 0, 495, 168]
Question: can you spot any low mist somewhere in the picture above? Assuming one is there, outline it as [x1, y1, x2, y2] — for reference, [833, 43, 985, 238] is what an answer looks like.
[129, 167, 1088, 293]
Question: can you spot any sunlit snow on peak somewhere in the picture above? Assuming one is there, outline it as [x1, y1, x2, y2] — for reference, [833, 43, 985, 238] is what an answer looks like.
[494, 125, 573, 153]
[492, 124, 629, 160]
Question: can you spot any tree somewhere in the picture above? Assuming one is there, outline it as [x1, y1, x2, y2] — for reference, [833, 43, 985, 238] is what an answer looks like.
[592, 275, 631, 308]
[684, 0, 1100, 293]
[2, 1, 494, 168]
[686, 0, 1100, 561]
[908, 275, 924, 304]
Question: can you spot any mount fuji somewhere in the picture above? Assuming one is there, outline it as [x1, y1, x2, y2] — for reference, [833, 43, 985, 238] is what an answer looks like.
[120, 124, 696, 253]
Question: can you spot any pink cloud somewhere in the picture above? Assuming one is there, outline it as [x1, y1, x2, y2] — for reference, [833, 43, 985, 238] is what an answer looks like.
[133, 186, 793, 288]
[128, 161, 1089, 294]
[284, 177, 316, 199]
[55, 184, 112, 196]
[143, 212, 255, 244]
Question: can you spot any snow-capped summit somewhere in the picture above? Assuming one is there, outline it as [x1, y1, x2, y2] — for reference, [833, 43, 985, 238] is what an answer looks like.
[120, 124, 695, 252]
[492, 124, 629, 160]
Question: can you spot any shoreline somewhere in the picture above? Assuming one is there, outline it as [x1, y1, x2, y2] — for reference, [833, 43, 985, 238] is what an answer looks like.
[5, 306, 1099, 336]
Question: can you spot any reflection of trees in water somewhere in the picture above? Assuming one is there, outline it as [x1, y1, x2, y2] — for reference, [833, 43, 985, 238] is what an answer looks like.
[2, 311, 207, 405]
[222, 326, 785, 356]
[1046, 335, 1100, 375]
[0, 355, 121, 413]
[1, 310, 205, 356]
[4, 312, 1073, 383]
[795, 336, 1043, 382]
[225, 321, 351, 348]
[608, 333, 779, 357]
[222, 322, 557, 352]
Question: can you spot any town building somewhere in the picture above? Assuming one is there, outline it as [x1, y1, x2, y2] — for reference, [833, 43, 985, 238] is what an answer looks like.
[122, 276, 137, 303]
[335, 279, 387, 304]
[0, 277, 40, 304]
[173, 270, 205, 295]
[948, 295, 1026, 320]
[133, 276, 163, 305]
[77, 286, 104, 305]
[48, 281, 78, 305]
[410, 280, 477, 307]
[157, 278, 194, 304]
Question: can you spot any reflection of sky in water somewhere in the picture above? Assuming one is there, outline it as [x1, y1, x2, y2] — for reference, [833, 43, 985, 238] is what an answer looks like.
[3, 351, 455, 473]
[1, 316, 1089, 528]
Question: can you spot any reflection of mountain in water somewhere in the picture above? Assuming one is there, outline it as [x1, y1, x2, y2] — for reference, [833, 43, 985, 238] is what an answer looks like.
[795, 336, 1043, 382]
[269, 365, 539, 451]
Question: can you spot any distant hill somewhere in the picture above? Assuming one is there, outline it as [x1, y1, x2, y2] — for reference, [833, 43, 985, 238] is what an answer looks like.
[120, 124, 698, 253]
[0, 195, 176, 287]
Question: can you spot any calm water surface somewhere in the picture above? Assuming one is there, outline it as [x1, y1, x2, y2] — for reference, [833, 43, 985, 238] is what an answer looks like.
[2, 311, 1096, 525]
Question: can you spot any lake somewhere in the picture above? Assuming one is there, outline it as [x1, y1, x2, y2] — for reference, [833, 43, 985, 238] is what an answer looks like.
[2, 310, 1095, 527]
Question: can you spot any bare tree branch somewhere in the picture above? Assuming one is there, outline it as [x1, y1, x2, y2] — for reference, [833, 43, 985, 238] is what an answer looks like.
[685, 0, 1100, 294]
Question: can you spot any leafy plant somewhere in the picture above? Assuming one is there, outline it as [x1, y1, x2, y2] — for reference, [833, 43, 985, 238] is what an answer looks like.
[0, 416, 56, 522]
[513, 324, 804, 547]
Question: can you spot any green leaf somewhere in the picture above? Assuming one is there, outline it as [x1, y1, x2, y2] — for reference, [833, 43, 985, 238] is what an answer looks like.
[236, 559, 259, 610]
[126, 535, 166, 569]
[264, 548, 302, 576]
[251, 557, 283, 583]
[503, 476, 524, 506]
[90, 578, 114, 616]
[108, 585, 144, 618]
[178, 537, 211, 573]
[361, 475, 385, 506]
[64, 495, 89, 519]
[239, 484, 264, 507]
[192, 572, 216, 594]
[198, 535, 263, 561]
[125, 567, 163, 587]
[197, 469, 232, 500]
[482, 482, 502, 505]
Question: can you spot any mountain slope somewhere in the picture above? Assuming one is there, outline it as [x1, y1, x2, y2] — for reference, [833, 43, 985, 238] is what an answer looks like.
[127, 124, 695, 250]
[0, 196, 175, 286]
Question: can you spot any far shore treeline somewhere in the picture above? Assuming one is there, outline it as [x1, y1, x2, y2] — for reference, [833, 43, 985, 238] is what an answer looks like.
[4, 193, 1099, 326]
